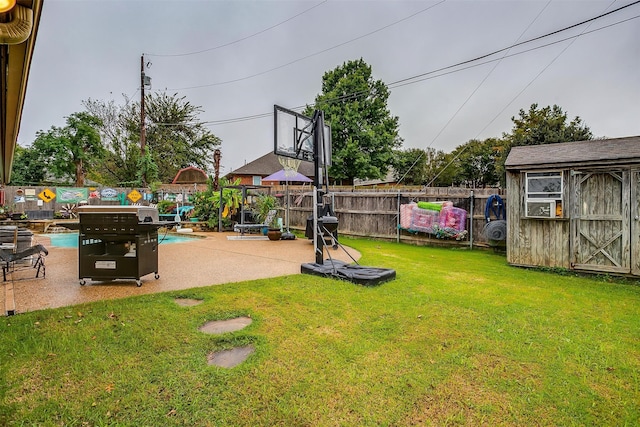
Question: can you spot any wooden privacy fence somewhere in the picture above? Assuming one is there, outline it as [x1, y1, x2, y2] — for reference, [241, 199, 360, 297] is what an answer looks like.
[0, 184, 507, 248]
[278, 186, 507, 248]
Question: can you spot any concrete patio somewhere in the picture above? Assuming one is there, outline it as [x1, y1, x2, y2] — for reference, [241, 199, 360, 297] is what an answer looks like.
[1, 231, 360, 315]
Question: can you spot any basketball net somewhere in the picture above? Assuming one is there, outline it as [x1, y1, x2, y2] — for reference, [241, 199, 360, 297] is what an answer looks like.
[278, 156, 301, 179]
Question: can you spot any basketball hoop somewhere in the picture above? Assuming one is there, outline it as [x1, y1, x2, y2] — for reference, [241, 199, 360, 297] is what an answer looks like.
[273, 105, 331, 166]
[278, 156, 301, 178]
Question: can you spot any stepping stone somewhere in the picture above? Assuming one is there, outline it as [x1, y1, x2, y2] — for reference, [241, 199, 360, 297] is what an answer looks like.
[199, 316, 252, 334]
[174, 298, 203, 307]
[207, 346, 255, 368]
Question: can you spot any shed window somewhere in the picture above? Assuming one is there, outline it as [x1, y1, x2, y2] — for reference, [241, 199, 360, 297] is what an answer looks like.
[253, 176, 262, 185]
[525, 172, 563, 218]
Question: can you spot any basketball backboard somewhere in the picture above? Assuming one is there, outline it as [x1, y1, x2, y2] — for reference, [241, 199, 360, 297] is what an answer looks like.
[274, 105, 331, 166]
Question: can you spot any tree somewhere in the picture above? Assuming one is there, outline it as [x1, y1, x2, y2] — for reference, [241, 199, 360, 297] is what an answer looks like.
[496, 103, 592, 181]
[82, 98, 140, 185]
[144, 93, 221, 183]
[10, 145, 47, 185]
[418, 149, 461, 187]
[507, 103, 592, 146]
[31, 112, 104, 186]
[450, 138, 502, 188]
[416, 147, 463, 187]
[391, 148, 428, 185]
[136, 150, 159, 186]
[83, 93, 221, 185]
[391, 147, 466, 187]
[305, 59, 402, 184]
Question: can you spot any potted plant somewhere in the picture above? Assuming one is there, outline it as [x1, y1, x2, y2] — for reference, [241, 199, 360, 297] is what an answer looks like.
[253, 193, 281, 239]
[266, 214, 282, 240]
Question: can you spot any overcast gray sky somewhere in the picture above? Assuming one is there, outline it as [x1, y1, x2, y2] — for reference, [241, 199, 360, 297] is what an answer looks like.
[20, 0, 640, 175]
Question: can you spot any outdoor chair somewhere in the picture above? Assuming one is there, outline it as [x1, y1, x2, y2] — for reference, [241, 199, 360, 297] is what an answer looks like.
[0, 244, 48, 282]
[233, 209, 277, 235]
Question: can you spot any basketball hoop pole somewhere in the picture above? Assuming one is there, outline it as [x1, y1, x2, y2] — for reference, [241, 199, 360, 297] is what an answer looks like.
[272, 104, 331, 263]
[313, 110, 324, 264]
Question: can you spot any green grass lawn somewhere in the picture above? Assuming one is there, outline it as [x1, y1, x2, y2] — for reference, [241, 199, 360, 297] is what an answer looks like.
[1, 238, 639, 426]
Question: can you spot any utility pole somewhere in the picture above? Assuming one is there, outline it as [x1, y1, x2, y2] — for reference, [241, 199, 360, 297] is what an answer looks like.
[140, 55, 151, 187]
[140, 55, 146, 154]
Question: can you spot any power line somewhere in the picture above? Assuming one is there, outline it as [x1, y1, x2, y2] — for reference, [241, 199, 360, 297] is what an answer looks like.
[149, 9, 637, 131]
[389, 1, 640, 88]
[394, 0, 554, 186]
[154, 111, 273, 126]
[167, 0, 637, 92]
[146, 5, 638, 130]
[427, 0, 553, 147]
[149, 12, 638, 132]
[389, 14, 639, 90]
[145, 0, 328, 58]
[189, 12, 638, 129]
[167, 1, 447, 91]
[424, 0, 625, 187]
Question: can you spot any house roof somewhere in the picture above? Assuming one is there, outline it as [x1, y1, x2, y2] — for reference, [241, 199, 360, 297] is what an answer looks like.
[227, 152, 315, 177]
[1, 0, 44, 184]
[505, 136, 640, 170]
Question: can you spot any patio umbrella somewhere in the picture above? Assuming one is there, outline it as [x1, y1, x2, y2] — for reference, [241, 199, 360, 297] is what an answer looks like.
[262, 169, 312, 239]
[262, 169, 312, 183]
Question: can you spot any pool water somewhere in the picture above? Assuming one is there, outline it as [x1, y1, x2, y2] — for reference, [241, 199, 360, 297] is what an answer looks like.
[39, 232, 196, 248]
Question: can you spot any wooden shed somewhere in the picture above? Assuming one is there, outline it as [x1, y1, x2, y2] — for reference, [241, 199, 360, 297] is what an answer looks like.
[504, 136, 640, 276]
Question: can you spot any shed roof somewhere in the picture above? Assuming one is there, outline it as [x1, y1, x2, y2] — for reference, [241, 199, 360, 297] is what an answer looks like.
[171, 166, 208, 184]
[505, 136, 640, 170]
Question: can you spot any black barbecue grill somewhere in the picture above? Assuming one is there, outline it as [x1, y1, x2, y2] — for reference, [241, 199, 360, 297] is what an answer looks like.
[77, 206, 169, 287]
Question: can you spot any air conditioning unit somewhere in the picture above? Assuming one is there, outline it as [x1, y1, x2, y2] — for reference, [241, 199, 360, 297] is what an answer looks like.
[526, 200, 556, 218]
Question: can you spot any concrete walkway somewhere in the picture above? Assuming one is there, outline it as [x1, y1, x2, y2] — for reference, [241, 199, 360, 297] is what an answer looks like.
[2, 231, 360, 315]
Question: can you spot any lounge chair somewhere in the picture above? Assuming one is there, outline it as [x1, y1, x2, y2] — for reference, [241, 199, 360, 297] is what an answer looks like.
[0, 244, 48, 282]
[233, 209, 277, 235]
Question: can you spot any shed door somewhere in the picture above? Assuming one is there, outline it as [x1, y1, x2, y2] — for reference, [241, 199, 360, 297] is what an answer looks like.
[632, 170, 640, 276]
[571, 171, 630, 274]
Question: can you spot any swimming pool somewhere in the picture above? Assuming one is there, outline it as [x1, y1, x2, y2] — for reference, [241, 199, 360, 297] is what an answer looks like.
[38, 232, 197, 248]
